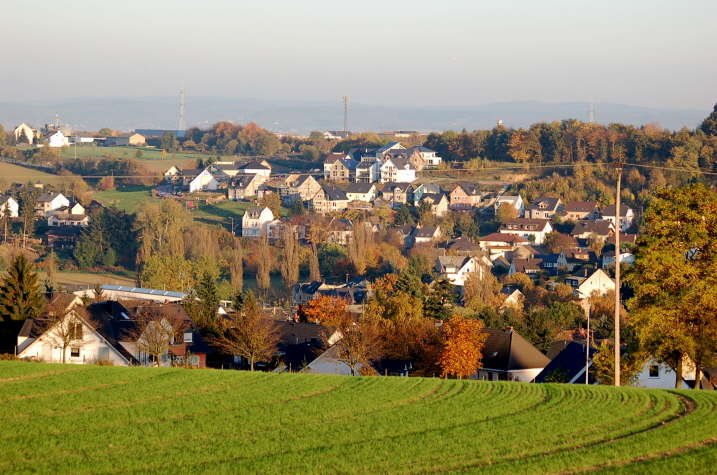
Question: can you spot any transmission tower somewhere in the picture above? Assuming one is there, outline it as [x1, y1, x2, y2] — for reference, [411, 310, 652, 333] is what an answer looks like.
[343, 96, 349, 134]
[588, 102, 595, 123]
[178, 87, 187, 131]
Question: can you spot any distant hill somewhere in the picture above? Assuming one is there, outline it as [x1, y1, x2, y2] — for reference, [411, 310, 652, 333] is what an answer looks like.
[0, 97, 708, 134]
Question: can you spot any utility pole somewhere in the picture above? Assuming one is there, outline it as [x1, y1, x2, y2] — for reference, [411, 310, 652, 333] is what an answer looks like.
[342, 96, 349, 135]
[613, 158, 624, 386]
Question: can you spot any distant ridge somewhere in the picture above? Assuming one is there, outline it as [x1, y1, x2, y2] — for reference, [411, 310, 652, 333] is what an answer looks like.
[0, 97, 707, 134]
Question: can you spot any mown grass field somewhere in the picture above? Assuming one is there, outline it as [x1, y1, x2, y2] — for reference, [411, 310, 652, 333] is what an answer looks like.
[0, 162, 68, 185]
[1, 362, 716, 473]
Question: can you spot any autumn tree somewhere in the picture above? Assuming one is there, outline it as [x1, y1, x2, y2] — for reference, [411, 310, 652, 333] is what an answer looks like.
[214, 292, 279, 371]
[463, 270, 502, 311]
[302, 295, 348, 326]
[279, 226, 300, 292]
[134, 200, 191, 264]
[543, 232, 577, 254]
[327, 315, 384, 376]
[0, 254, 45, 321]
[228, 239, 244, 290]
[439, 316, 487, 379]
[256, 235, 272, 297]
[626, 183, 717, 389]
[308, 242, 321, 281]
[258, 193, 281, 218]
[347, 221, 373, 276]
[495, 202, 518, 223]
[591, 340, 646, 386]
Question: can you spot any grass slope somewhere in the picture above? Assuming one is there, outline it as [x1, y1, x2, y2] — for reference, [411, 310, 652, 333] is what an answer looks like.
[0, 162, 67, 185]
[1, 362, 716, 473]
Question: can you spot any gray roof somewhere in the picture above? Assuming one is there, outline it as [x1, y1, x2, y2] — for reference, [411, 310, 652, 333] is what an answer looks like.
[480, 328, 550, 371]
[240, 161, 270, 170]
[345, 182, 374, 193]
[571, 220, 613, 236]
[376, 141, 402, 153]
[414, 226, 439, 238]
[322, 185, 348, 201]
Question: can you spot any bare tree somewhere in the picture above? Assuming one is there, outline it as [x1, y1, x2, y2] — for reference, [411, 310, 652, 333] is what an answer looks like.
[279, 226, 299, 292]
[326, 315, 384, 376]
[213, 294, 279, 371]
[132, 307, 188, 367]
[228, 239, 244, 290]
[41, 298, 93, 364]
[2, 205, 10, 243]
[308, 242, 321, 282]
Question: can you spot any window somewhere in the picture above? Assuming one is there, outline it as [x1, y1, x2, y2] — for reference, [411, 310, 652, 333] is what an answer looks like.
[71, 323, 83, 340]
[649, 365, 660, 378]
[70, 347, 80, 358]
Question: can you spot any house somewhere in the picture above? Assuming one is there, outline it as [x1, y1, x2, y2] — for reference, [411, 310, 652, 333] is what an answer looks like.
[534, 342, 597, 384]
[164, 165, 181, 178]
[418, 193, 449, 217]
[46, 227, 83, 249]
[435, 255, 486, 286]
[494, 195, 525, 217]
[323, 153, 356, 182]
[413, 225, 442, 245]
[602, 204, 635, 231]
[375, 141, 405, 159]
[412, 183, 442, 204]
[449, 183, 482, 210]
[0, 195, 19, 218]
[283, 175, 323, 203]
[227, 173, 268, 200]
[35, 192, 70, 216]
[499, 218, 553, 244]
[326, 218, 353, 245]
[527, 196, 562, 220]
[499, 288, 525, 312]
[238, 160, 272, 177]
[380, 157, 416, 183]
[47, 211, 89, 227]
[600, 251, 635, 269]
[562, 201, 600, 221]
[571, 220, 615, 241]
[541, 252, 569, 273]
[105, 133, 146, 146]
[312, 185, 349, 214]
[381, 183, 412, 208]
[508, 258, 544, 275]
[292, 281, 368, 306]
[242, 207, 275, 238]
[275, 321, 338, 371]
[447, 237, 482, 256]
[476, 328, 550, 382]
[345, 182, 377, 203]
[47, 131, 69, 147]
[633, 357, 713, 389]
[188, 168, 220, 193]
[74, 285, 187, 303]
[606, 233, 637, 247]
[354, 159, 381, 183]
[406, 146, 442, 167]
[574, 269, 615, 299]
[13, 123, 35, 144]
[478, 232, 530, 254]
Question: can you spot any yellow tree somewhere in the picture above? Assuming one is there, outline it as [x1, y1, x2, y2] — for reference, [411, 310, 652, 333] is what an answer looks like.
[439, 316, 487, 378]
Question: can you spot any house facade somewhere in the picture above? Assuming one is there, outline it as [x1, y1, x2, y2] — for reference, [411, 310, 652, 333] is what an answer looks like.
[602, 204, 635, 231]
[494, 195, 525, 217]
[527, 196, 562, 220]
[0, 196, 19, 218]
[499, 218, 553, 244]
[189, 168, 220, 193]
[242, 207, 275, 237]
[323, 153, 356, 182]
[435, 256, 485, 286]
[449, 183, 482, 210]
[36, 192, 70, 216]
[380, 157, 416, 183]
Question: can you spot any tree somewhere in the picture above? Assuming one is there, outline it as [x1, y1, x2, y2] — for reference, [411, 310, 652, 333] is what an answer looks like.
[347, 221, 372, 276]
[463, 271, 502, 311]
[279, 227, 299, 292]
[132, 307, 188, 366]
[160, 132, 178, 152]
[626, 183, 717, 389]
[213, 293, 279, 371]
[2, 204, 11, 243]
[98, 128, 113, 136]
[495, 202, 518, 223]
[258, 193, 281, 218]
[423, 279, 455, 321]
[699, 103, 717, 136]
[256, 235, 272, 296]
[194, 271, 220, 333]
[139, 255, 194, 292]
[290, 199, 306, 216]
[591, 340, 646, 386]
[135, 200, 191, 264]
[228, 242, 244, 290]
[439, 316, 487, 378]
[328, 315, 384, 376]
[19, 189, 37, 249]
[0, 254, 45, 321]
[308, 242, 321, 281]
[543, 232, 577, 254]
[302, 295, 348, 326]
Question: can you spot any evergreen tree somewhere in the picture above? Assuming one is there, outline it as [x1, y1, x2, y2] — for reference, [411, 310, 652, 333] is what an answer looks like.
[0, 254, 45, 321]
[699, 103, 717, 136]
[423, 279, 455, 321]
[195, 271, 220, 330]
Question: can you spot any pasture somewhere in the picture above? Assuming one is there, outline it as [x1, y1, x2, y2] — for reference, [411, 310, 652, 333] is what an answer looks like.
[1, 362, 716, 473]
[0, 162, 69, 185]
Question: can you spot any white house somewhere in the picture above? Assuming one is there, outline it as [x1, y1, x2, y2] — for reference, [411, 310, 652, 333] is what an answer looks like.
[14, 123, 35, 144]
[355, 159, 381, 183]
[409, 146, 442, 167]
[602, 204, 635, 232]
[238, 160, 272, 177]
[345, 182, 377, 202]
[0, 195, 19, 218]
[17, 296, 129, 365]
[188, 168, 220, 193]
[242, 207, 275, 238]
[476, 328, 549, 382]
[499, 218, 553, 244]
[575, 269, 615, 300]
[36, 192, 70, 216]
[494, 195, 525, 217]
[435, 255, 487, 286]
[380, 157, 416, 183]
[48, 131, 69, 148]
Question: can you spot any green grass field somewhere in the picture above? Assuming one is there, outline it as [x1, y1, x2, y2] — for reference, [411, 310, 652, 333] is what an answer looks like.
[1, 362, 716, 473]
[0, 162, 69, 185]
[93, 185, 157, 213]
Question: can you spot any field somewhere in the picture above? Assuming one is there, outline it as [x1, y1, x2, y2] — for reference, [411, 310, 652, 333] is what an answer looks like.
[0, 162, 70, 185]
[93, 185, 157, 213]
[1, 362, 717, 473]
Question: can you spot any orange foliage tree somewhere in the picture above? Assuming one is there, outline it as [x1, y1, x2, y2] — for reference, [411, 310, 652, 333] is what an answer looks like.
[439, 316, 487, 379]
[302, 295, 349, 326]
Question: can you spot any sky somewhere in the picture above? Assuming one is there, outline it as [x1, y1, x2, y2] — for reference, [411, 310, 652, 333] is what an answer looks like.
[1, 0, 715, 110]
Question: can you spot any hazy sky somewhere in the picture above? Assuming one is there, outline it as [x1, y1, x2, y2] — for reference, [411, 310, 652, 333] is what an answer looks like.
[2, 0, 715, 109]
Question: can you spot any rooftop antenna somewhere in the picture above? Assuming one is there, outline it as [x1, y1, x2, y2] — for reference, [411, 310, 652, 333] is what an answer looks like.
[343, 96, 349, 134]
[179, 86, 187, 131]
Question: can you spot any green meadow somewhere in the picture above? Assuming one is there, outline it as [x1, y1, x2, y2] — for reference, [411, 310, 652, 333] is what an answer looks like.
[1, 362, 716, 473]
